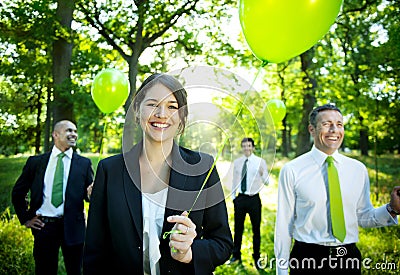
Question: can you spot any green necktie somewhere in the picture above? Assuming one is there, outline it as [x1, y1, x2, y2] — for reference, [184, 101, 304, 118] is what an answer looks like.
[241, 159, 248, 193]
[52, 152, 65, 207]
[326, 156, 346, 242]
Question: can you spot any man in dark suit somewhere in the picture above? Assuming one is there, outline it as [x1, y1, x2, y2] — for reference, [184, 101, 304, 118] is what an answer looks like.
[12, 120, 94, 275]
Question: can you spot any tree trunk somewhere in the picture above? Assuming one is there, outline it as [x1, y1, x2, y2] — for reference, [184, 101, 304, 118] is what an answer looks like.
[52, 0, 74, 123]
[35, 98, 42, 154]
[276, 66, 289, 157]
[124, 3, 145, 113]
[125, 56, 139, 112]
[282, 117, 289, 157]
[295, 48, 317, 157]
[44, 84, 52, 152]
[296, 94, 315, 157]
[359, 116, 369, 156]
[288, 125, 293, 153]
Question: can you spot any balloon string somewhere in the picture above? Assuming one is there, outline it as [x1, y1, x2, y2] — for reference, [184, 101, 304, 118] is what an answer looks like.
[163, 65, 265, 242]
[187, 64, 264, 216]
[97, 118, 108, 165]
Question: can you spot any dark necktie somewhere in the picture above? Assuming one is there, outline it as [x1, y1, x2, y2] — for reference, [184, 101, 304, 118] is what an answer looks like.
[52, 152, 65, 207]
[241, 159, 248, 193]
[326, 156, 346, 242]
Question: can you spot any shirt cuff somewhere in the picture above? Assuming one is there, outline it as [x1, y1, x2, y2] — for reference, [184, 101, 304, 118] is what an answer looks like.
[276, 266, 289, 275]
[376, 205, 398, 225]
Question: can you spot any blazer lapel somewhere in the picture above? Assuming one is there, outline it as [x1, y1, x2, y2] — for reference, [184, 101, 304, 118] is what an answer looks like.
[40, 152, 51, 176]
[66, 152, 77, 192]
[161, 144, 214, 233]
[37, 153, 51, 195]
[123, 143, 143, 242]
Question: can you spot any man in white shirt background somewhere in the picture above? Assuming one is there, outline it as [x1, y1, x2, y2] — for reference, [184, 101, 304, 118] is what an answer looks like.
[274, 104, 400, 274]
[229, 137, 269, 269]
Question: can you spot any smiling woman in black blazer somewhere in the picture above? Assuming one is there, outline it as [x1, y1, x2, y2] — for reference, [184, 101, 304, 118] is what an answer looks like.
[83, 73, 233, 275]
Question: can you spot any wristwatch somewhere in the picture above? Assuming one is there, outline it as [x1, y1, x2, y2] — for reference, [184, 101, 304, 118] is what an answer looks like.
[386, 204, 399, 215]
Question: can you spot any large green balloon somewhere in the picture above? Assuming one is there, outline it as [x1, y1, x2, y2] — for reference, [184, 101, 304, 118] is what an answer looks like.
[91, 68, 129, 114]
[267, 99, 286, 124]
[239, 0, 343, 63]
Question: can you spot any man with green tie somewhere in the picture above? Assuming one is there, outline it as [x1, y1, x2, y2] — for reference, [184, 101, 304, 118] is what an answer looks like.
[12, 120, 93, 275]
[274, 104, 400, 275]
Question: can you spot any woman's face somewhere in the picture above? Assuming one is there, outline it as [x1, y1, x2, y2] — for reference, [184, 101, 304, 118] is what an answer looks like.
[139, 83, 181, 143]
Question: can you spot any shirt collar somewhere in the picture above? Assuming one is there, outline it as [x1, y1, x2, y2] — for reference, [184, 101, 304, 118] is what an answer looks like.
[244, 153, 255, 161]
[52, 146, 73, 159]
[311, 145, 342, 166]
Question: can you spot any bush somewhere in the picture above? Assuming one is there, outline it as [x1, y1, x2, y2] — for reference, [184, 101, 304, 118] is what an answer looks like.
[0, 208, 34, 275]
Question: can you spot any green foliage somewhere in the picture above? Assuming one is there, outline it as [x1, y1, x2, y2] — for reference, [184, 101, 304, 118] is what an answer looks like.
[215, 89, 274, 159]
[1, 0, 399, 156]
[0, 208, 34, 275]
[75, 0, 237, 92]
[358, 226, 400, 275]
[315, 0, 400, 154]
[0, 154, 101, 275]
[351, 154, 400, 274]
[0, 0, 54, 154]
[0, 157, 27, 213]
[0, 208, 69, 275]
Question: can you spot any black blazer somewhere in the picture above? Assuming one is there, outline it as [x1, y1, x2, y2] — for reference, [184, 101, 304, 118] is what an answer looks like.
[83, 142, 233, 275]
[12, 151, 94, 245]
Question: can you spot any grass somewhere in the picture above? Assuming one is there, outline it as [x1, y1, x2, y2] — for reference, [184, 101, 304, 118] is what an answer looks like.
[1, 153, 399, 274]
[0, 156, 29, 214]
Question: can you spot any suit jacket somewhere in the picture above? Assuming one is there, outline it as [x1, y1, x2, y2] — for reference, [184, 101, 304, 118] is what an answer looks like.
[83, 142, 233, 275]
[12, 151, 94, 246]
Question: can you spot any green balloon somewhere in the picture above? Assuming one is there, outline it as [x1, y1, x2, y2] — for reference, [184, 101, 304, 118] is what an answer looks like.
[91, 68, 129, 114]
[267, 99, 286, 124]
[239, 0, 343, 63]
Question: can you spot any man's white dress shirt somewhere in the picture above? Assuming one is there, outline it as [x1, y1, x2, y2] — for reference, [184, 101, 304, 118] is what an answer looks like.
[232, 153, 269, 200]
[37, 146, 73, 217]
[274, 146, 397, 275]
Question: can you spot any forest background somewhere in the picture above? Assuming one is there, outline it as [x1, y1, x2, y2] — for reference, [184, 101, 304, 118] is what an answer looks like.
[0, 0, 399, 158]
[0, 0, 399, 274]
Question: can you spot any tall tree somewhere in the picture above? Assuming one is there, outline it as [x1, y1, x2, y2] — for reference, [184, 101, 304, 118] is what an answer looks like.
[76, 0, 235, 112]
[1, 0, 398, 157]
[332, 0, 389, 156]
[0, 0, 54, 154]
[52, 0, 75, 122]
[295, 47, 317, 157]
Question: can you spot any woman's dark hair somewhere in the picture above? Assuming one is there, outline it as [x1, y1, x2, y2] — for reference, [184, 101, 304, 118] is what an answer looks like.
[133, 73, 188, 134]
